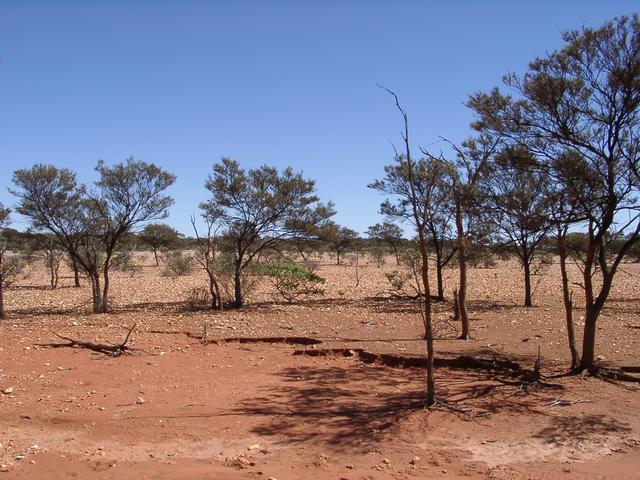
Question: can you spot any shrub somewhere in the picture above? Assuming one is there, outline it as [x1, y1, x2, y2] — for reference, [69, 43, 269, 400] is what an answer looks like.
[1, 255, 26, 287]
[184, 286, 210, 311]
[260, 261, 325, 303]
[161, 251, 194, 277]
[111, 249, 142, 277]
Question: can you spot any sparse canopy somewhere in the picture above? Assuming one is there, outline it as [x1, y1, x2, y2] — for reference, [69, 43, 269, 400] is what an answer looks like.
[201, 157, 332, 308]
[320, 221, 359, 265]
[139, 223, 182, 266]
[366, 221, 403, 266]
[469, 14, 640, 370]
[12, 159, 176, 313]
[483, 146, 554, 307]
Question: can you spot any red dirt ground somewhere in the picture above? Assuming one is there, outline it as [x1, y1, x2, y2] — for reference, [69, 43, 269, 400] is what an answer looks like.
[0, 255, 638, 479]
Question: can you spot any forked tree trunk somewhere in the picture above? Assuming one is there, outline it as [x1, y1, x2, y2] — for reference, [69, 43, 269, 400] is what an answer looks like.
[557, 229, 579, 369]
[579, 224, 601, 372]
[455, 198, 470, 339]
[207, 270, 223, 310]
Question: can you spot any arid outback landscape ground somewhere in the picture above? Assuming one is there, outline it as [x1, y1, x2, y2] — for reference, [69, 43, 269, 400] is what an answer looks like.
[0, 253, 638, 480]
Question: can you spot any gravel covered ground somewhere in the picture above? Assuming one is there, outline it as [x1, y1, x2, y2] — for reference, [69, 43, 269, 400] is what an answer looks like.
[0, 254, 638, 479]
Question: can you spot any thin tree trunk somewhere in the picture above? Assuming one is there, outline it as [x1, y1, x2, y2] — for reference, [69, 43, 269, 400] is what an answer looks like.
[233, 261, 243, 308]
[393, 244, 400, 266]
[71, 255, 81, 287]
[580, 305, 599, 371]
[455, 198, 470, 339]
[558, 229, 579, 369]
[0, 254, 5, 319]
[579, 223, 598, 371]
[100, 262, 111, 313]
[417, 229, 436, 406]
[90, 271, 103, 313]
[435, 249, 444, 301]
[153, 248, 160, 267]
[523, 257, 532, 307]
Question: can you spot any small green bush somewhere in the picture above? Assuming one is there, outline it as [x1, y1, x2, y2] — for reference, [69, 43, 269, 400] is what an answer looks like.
[260, 261, 325, 303]
[161, 251, 194, 278]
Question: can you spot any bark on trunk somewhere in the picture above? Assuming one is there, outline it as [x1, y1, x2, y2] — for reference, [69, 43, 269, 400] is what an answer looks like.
[417, 229, 436, 406]
[579, 306, 599, 371]
[71, 255, 81, 287]
[455, 198, 470, 340]
[153, 248, 160, 267]
[100, 263, 110, 313]
[558, 231, 579, 369]
[435, 250, 445, 301]
[0, 269, 5, 319]
[233, 262, 243, 308]
[90, 271, 103, 313]
[523, 258, 533, 307]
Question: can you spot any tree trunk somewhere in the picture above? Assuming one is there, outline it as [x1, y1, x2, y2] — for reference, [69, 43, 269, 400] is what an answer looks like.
[455, 198, 470, 340]
[99, 261, 111, 313]
[0, 266, 5, 319]
[453, 288, 460, 321]
[153, 248, 160, 267]
[417, 230, 436, 407]
[523, 257, 533, 307]
[233, 261, 243, 308]
[207, 270, 223, 311]
[336, 248, 341, 265]
[435, 249, 444, 301]
[392, 244, 400, 266]
[579, 224, 599, 371]
[71, 255, 81, 287]
[579, 305, 600, 371]
[558, 230, 579, 369]
[90, 271, 103, 313]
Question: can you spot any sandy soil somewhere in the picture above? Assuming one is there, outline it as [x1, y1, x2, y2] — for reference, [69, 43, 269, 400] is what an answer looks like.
[0, 254, 638, 479]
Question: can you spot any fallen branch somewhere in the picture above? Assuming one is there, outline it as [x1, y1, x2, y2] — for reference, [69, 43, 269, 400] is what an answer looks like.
[545, 394, 590, 407]
[45, 323, 140, 356]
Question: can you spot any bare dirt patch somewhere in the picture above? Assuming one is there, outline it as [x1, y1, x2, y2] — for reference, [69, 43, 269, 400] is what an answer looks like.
[1, 255, 638, 478]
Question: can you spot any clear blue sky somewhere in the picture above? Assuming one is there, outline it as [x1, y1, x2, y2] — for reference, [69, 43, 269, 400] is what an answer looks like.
[0, 1, 635, 235]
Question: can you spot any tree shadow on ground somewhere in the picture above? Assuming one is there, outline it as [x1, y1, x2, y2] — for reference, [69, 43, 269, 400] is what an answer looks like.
[533, 414, 632, 446]
[231, 357, 562, 449]
[231, 363, 426, 449]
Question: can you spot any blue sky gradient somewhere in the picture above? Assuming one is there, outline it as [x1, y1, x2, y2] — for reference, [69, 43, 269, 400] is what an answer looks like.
[0, 1, 635, 234]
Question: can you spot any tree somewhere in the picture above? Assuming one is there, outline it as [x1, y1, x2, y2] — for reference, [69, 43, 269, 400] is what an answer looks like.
[320, 221, 359, 265]
[190, 213, 223, 310]
[370, 86, 437, 406]
[139, 223, 182, 266]
[289, 202, 336, 262]
[201, 157, 331, 308]
[366, 221, 404, 266]
[483, 147, 553, 307]
[430, 134, 499, 339]
[469, 15, 640, 371]
[12, 159, 175, 313]
[0, 205, 12, 319]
